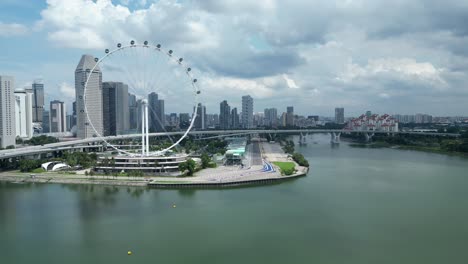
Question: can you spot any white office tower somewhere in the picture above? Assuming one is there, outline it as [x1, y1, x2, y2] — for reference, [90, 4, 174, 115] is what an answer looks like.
[75, 55, 103, 138]
[0, 76, 16, 148]
[50, 100, 67, 133]
[241, 95, 254, 129]
[14, 90, 33, 139]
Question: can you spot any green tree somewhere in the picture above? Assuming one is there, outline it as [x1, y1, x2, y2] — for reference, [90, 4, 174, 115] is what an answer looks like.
[201, 153, 211, 169]
[19, 159, 42, 172]
[179, 159, 196, 176]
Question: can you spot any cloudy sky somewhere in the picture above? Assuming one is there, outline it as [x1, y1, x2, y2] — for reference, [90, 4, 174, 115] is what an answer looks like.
[0, 0, 467, 116]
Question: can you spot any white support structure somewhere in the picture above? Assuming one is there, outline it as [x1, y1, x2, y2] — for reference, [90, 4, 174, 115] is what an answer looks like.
[145, 102, 149, 155]
[141, 100, 146, 156]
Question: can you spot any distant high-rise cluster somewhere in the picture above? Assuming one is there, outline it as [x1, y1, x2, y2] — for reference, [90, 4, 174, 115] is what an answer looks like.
[393, 114, 433, 124]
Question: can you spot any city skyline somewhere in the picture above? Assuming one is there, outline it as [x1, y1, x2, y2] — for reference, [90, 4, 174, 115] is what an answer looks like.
[1, 1, 468, 116]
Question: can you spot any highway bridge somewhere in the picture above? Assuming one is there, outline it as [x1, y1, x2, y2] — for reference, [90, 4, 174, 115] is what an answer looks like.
[0, 129, 460, 160]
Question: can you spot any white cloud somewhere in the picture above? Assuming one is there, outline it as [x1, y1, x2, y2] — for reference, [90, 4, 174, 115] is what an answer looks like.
[0, 22, 28, 37]
[338, 58, 445, 85]
[59, 82, 75, 98]
[282, 74, 299, 89]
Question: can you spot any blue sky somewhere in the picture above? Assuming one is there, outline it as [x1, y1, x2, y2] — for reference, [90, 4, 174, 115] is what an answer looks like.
[1, 0, 468, 116]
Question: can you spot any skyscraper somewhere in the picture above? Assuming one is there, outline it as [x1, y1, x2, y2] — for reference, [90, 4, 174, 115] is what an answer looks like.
[14, 90, 33, 139]
[148, 92, 165, 131]
[335, 107, 345, 124]
[231, 107, 239, 129]
[264, 108, 278, 127]
[102, 82, 130, 136]
[71, 101, 77, 129]
[75, 55, 103, 138]
[42, 110, 50, 133]
[179, 113, 190, 129]
[241, 95, 253, 129]
[31, 80, 44, 123]
[286, 106, 294, 127]
[50, 100, 67, 133]
[128, 93, 138, 130]
[219, 100, 231, 130]
[0, 76, 16, 148]
[194, 103, 206, 130]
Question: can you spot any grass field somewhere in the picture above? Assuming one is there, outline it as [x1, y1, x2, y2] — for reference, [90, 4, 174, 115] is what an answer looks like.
[272, 162, 296, 175]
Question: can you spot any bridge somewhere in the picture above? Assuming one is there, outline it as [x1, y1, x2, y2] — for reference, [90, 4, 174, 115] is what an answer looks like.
[0, 129, 460, 160]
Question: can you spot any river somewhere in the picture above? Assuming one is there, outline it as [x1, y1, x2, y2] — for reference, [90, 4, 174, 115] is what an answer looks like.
[1, 134, 468, 264]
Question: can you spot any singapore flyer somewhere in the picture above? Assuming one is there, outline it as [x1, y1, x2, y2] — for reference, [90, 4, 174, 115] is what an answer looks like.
[83, 40, 201, 157]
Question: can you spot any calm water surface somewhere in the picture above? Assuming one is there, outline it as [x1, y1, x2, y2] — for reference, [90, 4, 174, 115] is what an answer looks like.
[1, 134, 468, 264]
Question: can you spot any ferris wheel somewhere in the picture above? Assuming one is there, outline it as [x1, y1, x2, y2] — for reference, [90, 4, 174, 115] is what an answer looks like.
[83, 40, 201, 156]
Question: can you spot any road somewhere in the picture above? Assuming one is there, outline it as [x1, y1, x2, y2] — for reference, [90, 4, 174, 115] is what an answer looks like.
[250, 141, 263, 166]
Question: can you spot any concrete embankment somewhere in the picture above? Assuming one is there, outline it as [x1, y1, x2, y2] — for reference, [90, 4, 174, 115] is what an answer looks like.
[0, 173, 148, 187]
[148, 169, 308, 188]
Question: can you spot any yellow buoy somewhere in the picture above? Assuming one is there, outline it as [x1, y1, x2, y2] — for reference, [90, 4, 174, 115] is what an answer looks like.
[128, 251, 132, 255]
[172, 204, 176, 208]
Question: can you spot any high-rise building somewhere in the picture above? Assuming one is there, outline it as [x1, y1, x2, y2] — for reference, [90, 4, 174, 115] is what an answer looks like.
[71, 101, 77, 129]
[50, 100, 67, 133]
[286, 106, 294, 127]
[75, 54, 103, 138]
[219, 100, 231, 130]
[230, 107, 239, 129]
[128, 93, 138, 130]
[42, 110, 50, 133]
[194, 103, 206, 130]
[31, 80, 44, 123]
[168, 113, 178, 128]
[14, 90, 33, 139]
[241, 95, 253, 129]
[415, 113, 433, 124]
[253, 112, 265, 127]
[66, 114, 73, 131]
[0, 76, 16, 148]
[264, 108, 278, 127]
[148, 92, 165, 131]
[335, 107, 344, 124]
[366, 111, 372, 118]
[179, 113, 190, 129]
[102, 82, 130, 135]
[213, 114, 219, 127]
[280, 112, 287, 127]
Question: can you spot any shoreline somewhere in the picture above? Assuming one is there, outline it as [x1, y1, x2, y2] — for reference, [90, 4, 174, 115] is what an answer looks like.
[348, 142, 468, 157]
[0, 169, 308, 188]
[0, 141, 310, 188]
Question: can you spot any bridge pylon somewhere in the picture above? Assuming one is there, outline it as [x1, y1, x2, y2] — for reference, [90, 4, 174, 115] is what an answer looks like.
[365, 132, 375, 142]
[299, 132, 308, 145]
[330, 132, 341, 144]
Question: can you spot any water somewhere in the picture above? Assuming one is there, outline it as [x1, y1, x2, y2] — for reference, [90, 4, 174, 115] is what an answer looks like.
[1, 134, 468, 264]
